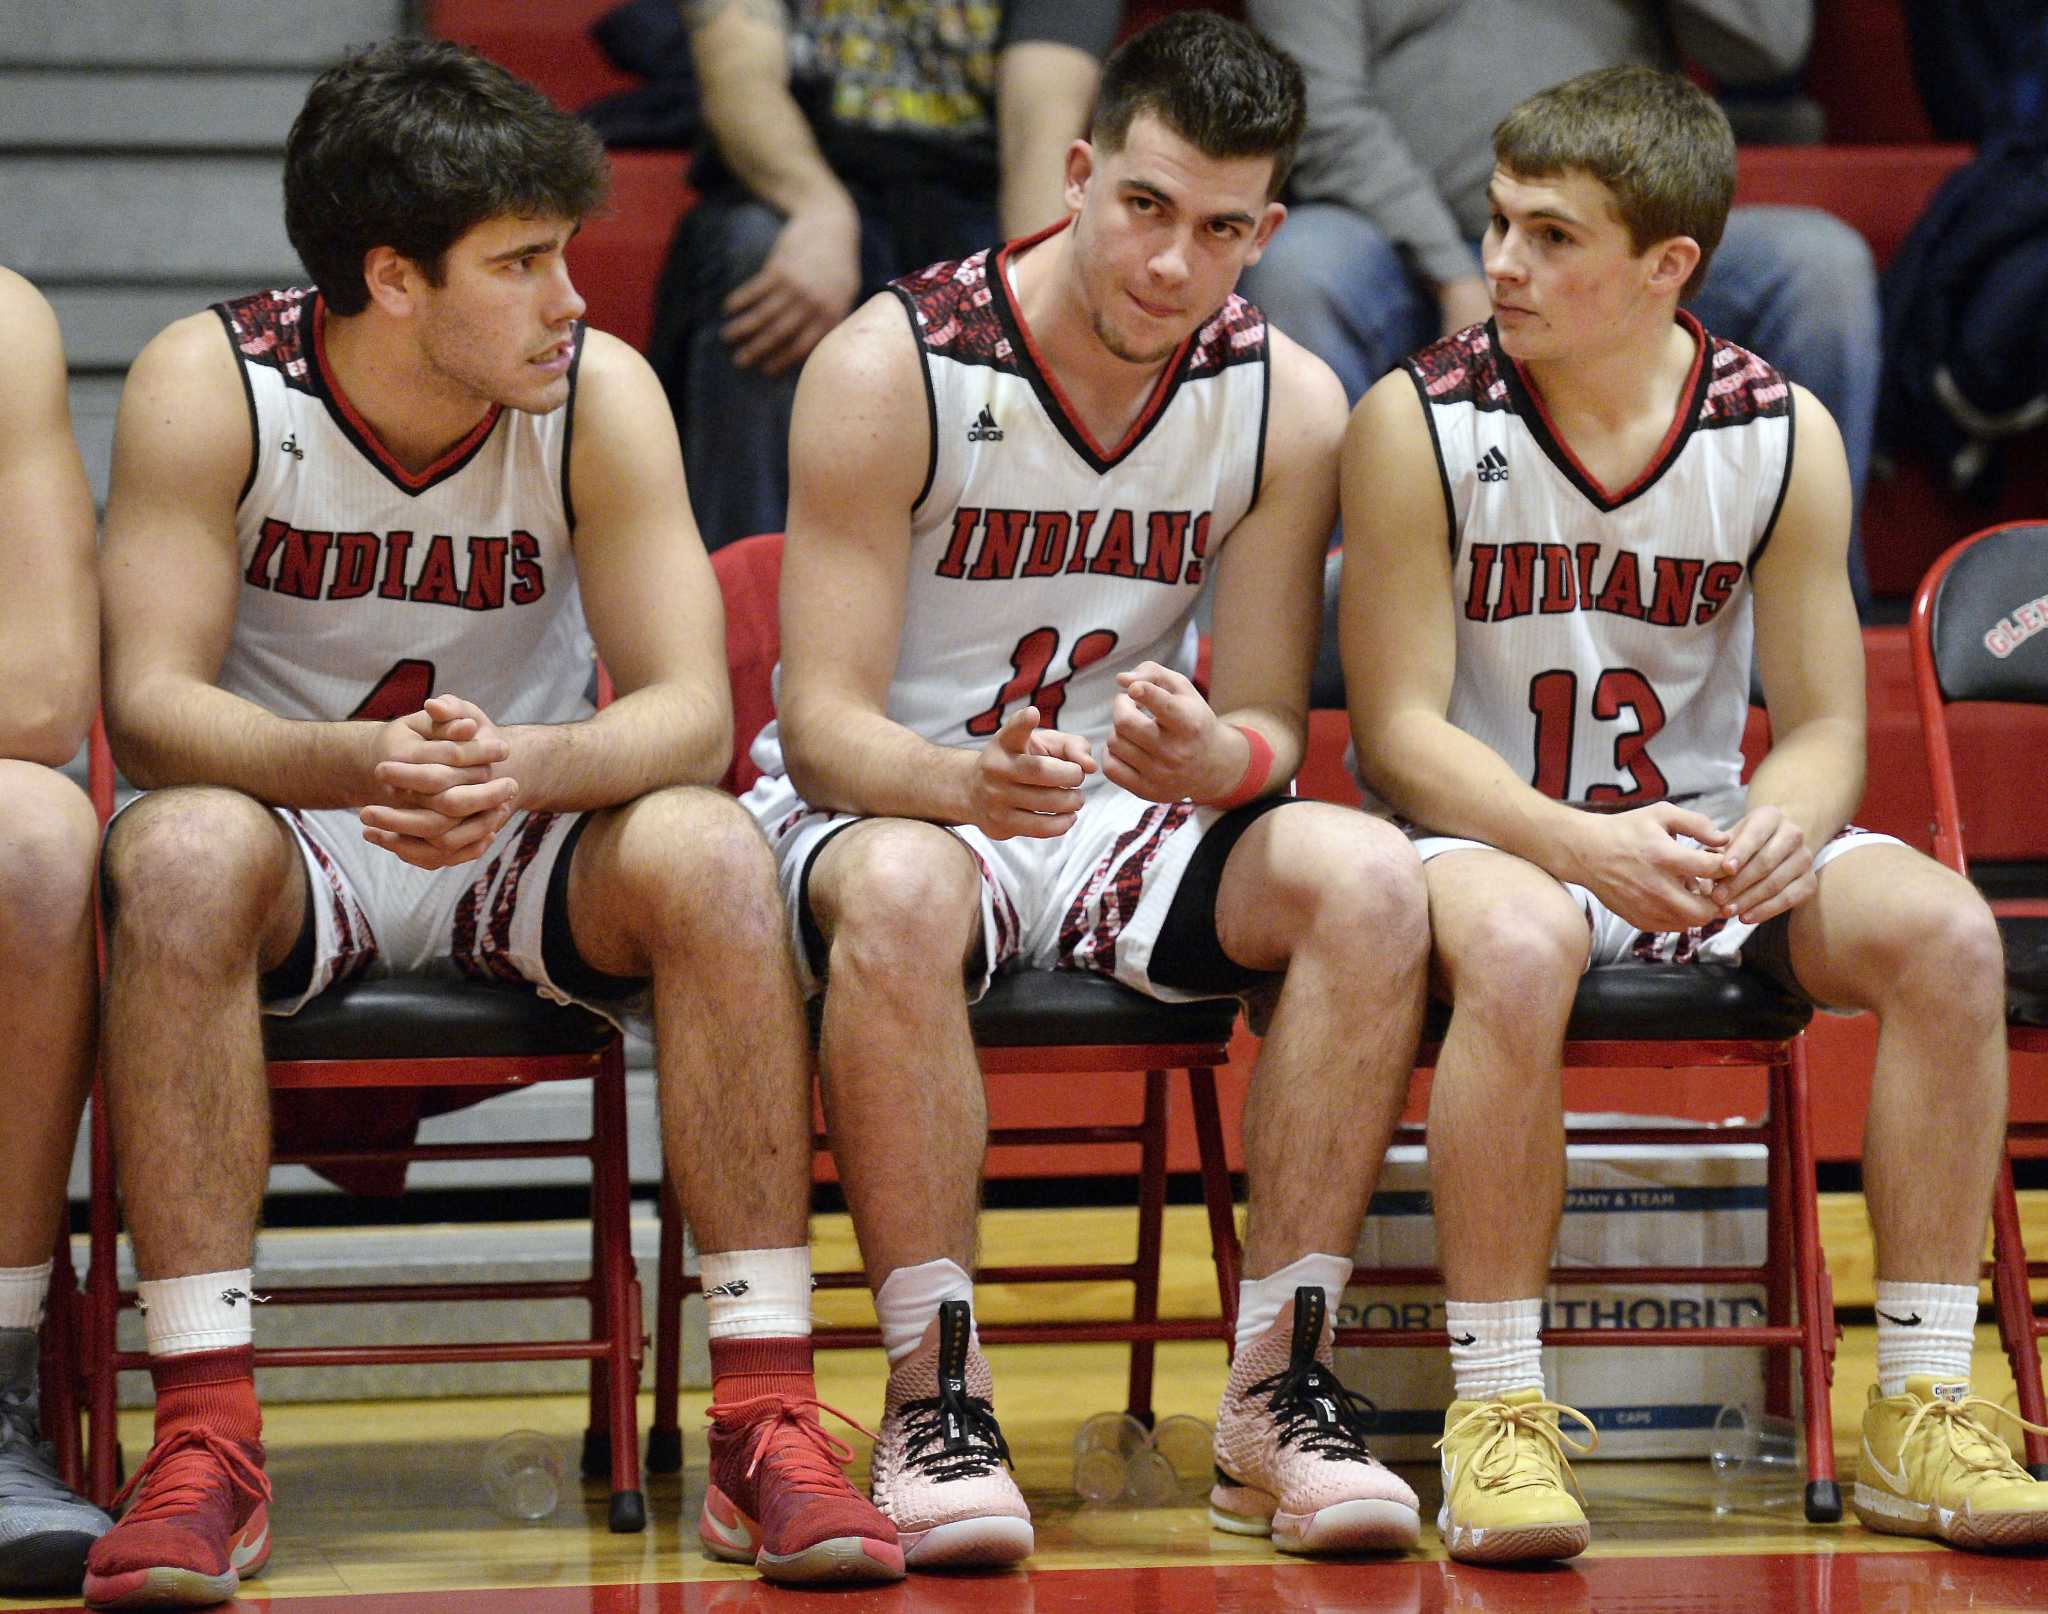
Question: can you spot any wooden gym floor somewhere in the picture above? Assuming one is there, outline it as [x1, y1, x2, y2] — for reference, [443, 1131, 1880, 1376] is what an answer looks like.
[8, 1202, 2044, 1613]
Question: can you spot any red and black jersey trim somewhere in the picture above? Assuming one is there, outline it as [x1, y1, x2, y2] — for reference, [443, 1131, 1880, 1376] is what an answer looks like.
[559, 328, 587, 532]
[1698, 335, 1793, 431]
[1405, 321, 1512, 414]
[215, 288, 320, 510]
[308, 293, 515, 499]
[1498, 311, 1713, 514]
[887, 284, 944, 513]
[987, 228, 1186, 476]
[1750, 384, 1799, 569]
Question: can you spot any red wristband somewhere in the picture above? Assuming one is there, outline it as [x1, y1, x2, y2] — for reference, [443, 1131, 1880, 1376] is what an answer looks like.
[1199, 724, 1274, 810]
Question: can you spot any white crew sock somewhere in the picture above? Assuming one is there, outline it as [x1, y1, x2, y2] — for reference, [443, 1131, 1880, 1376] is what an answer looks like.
[1234, 1252, 1355, 1356]
[875, 1258, 976, 1366]
[137, 1268, 261, 1356]
[0, 1263, 53, 1332]
[1874, 1280, 1977, 1395]
[1446, 1298, 1545, 1401]
[697, 1245, 813, 1340]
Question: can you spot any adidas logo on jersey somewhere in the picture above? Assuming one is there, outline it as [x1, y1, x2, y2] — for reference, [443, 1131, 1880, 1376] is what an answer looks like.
[967, 405, 1004, 442]
[1476, 446, 1509, 482]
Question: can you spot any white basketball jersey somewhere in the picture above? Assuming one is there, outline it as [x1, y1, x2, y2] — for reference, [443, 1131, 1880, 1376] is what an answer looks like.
[213, 288, 595, 728]
[1381, 313, 1792, 819]
[749, 222, 1268, 785]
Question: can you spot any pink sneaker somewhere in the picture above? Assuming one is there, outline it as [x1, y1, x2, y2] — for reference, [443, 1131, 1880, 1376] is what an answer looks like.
[868, 1300, 1033, 1568]
[1211, 1286, 1420, 1554]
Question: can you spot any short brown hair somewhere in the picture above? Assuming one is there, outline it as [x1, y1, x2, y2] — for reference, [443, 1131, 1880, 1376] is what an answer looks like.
[1092, 11, 1306, 199]
[286, 39, 609, 316]
[1492, 66, 1735, 300]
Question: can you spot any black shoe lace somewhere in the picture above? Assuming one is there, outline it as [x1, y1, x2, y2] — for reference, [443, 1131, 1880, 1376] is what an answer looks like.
[896, 1298, 1014, 1484]
[1244, 1358, 1381, 1464]
[1243, 1285, 1380, 1465]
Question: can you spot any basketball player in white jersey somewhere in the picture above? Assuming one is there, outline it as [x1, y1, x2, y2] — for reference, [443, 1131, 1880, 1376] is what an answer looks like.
[0, 267, 114, 1593]
[86, 43, 900, 1608]
[1344, 67, 2047, 1561]
[753, 14, 1431, 1566]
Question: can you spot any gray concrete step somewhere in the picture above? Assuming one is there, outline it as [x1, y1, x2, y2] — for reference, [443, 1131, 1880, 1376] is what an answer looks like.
[46, 281, 263, 370]
[0, 155, 294, 281]
[0, 68, 313, 151]
[1, 1, 408, 69]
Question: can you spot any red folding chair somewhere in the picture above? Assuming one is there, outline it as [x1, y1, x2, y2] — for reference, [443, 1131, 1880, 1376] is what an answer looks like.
[81, 720, 649, 1531]
[644, 533, 1244, 1470]
[1910, 519, 2048, 1478]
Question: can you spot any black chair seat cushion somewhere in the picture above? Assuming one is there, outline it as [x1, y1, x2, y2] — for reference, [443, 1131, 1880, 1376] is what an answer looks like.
[1421, 963, 1813, 1043]
[263, 973, 618, 1064]
[968, 969, 1241, 1048]
[2004, 916, 2048, 1027]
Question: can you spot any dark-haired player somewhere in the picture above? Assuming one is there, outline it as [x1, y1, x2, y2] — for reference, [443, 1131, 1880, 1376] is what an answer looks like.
[749, 12, 1431, 1567]
[88, 40, 898, 1607]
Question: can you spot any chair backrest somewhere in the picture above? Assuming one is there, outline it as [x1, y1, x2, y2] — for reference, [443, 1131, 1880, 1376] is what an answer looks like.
[1909, 520, 2048, 875]
[710, 532, 785, 795]
[1918, 521, 2048, 706]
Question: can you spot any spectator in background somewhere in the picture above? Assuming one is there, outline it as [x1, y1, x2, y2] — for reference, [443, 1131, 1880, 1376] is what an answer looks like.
[654, 0, 1118, 552]
[1241, 0, 1878, 612]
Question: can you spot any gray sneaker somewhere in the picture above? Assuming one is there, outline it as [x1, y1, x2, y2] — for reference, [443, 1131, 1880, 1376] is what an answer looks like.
[0, 1325, 111, 1591]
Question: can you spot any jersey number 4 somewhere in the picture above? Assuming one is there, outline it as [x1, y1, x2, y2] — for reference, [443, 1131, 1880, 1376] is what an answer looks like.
[1527, 667, 1669, 804]
[350, 658, 437, 723]
[966, 627, 1119, 736]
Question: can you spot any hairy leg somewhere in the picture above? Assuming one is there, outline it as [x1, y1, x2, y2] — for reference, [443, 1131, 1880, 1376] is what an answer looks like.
[1783, 844, 2008, 1283]
[0, 764, 100, 1264]
[1211, 805, 1429, 1275]
[1422, 851, 1586, 1300]
[566, 786, 813, 1254]
[806, 819, 984, 1287]
[100, 789, 304, 1279]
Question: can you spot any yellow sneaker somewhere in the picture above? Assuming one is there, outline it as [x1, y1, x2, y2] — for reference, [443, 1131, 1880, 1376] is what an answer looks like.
[1434, 1389, 1596, 1564]
[1853, 1376, 2048, 1550]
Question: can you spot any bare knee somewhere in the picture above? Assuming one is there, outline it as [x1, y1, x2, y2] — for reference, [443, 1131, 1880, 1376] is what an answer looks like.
[0, 764, 98, 955]
[600, 786, 780, 947]
[1219, 805, 1429, 973]
[1860, 878, 2005, 1020]
[1432, 866, 1585, 1023]
[103, 787, 293, 957]
[813, 820, 981, 977]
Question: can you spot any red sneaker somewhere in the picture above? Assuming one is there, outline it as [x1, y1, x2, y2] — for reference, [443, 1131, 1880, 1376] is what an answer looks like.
[701, 1393, 904, 1584]
[82, 1429, 270, 1609]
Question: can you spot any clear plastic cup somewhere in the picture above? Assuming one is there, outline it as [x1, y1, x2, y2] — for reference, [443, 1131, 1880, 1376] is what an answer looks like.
[481, 1429, 565, 1522]
[1148, 1413, 1215, 1489]
[1709, 1404, 1800, 1514]
[1122, 1444, 1179, 1508]
[1072, 1412, 1150, 1505]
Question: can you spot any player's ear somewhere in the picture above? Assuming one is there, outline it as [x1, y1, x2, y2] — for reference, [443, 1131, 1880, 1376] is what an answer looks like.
[1241, 201, 1289, 267]
[1063, 138, 1096, 216]
[360, 245, 420, 318]
[1645, 234, 1700, 300]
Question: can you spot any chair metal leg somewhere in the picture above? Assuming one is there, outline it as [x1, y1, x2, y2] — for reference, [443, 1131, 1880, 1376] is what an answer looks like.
[1763, 1074, 1795, 1421]
[582, 1110, 612, 1483]
[1988, 1154, 2048, 1477]
[591, 1057, 646, 1532]
[1186, 1065, 1240, 1350]
[1783, 1039, 1841, 1522]
[1124, 1071, 1168, 1425]
[647, 1172, 687, 1475]
[86, 1086, 123, 1507]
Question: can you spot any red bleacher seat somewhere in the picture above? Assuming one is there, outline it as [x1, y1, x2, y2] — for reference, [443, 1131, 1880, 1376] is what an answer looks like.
[428, 0, 634, 112]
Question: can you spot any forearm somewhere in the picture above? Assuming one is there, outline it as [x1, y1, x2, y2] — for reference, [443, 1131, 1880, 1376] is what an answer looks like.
[996, 41, 1098, 241]
[782, 699, 977, 823]
[1666, 1, 1812, 82]
[1360, 708, 1590, 874]
[1211, 703, 1305, 802]
[500, 682, 732, 812]
[1741, 717, 1864, 848]
[110, 676, 378, 805]
[690, 3, 852, 221]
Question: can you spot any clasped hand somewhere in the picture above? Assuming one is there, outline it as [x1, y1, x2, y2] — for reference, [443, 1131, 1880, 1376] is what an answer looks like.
[361, 694, 517, 869]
